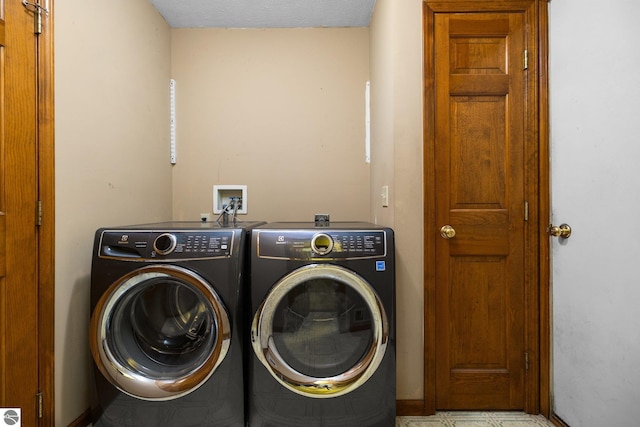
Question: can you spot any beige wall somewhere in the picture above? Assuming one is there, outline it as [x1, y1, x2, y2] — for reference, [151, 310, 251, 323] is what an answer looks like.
[54, 0, 172, 424]
[170, 28, 371, 223]
[54, 1, 424, 424]
[370, 0, 425, 400]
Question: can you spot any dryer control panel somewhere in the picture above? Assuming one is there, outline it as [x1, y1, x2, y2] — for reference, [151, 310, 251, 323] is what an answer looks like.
[256, 230, 387, 260]
[98, 230, 234, 260]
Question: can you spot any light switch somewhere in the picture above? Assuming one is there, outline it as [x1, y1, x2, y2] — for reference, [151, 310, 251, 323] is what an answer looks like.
[381, 185, 389, 207]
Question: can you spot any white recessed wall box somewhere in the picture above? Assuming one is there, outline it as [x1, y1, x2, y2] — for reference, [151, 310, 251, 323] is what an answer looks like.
[213, 185, 248, 215]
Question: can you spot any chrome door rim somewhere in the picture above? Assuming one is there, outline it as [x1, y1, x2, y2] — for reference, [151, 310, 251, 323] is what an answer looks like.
[90, 264, 231, 401]
[251, 263, 388, 398]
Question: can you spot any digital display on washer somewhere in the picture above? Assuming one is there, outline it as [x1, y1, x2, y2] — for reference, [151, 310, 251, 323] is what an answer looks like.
[99, 230, 234, 260]
[257, 230, 386, 259]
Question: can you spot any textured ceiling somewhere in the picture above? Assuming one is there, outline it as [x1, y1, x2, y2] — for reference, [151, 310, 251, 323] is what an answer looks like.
[148, 0, 377, 28]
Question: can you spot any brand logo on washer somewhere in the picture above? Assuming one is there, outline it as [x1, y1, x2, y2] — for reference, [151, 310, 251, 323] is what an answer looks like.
[2, 408, 21, 426]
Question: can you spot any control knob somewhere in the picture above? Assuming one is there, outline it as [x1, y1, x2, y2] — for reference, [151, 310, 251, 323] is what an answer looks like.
[154, 233, 177, 255]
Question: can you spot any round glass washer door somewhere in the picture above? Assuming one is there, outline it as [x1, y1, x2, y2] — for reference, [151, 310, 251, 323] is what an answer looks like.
[90, 264, 231, 401]
[251, 264, 389, 398]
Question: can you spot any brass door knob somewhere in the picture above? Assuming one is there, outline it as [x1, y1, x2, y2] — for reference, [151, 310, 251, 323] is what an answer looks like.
[440, 225, 456, 239]
[548, 223, 572, 239]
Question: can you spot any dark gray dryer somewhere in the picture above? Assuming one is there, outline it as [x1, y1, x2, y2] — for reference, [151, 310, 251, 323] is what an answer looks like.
[248, 222, 396, 427]
[89, 221, 263, 427]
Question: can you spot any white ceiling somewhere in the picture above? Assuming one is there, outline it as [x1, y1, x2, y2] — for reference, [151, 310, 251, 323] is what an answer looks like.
[149, 0, 377, 28]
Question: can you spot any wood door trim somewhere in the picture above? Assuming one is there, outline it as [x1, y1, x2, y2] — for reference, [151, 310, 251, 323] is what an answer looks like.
[537, 0, 551, 418]
[422, 0, 550, 416]
[423, 1, 437, 414]
[37, 1, 55, 424]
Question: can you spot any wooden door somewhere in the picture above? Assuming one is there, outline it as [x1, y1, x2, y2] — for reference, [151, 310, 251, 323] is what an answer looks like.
[1, 0, 55, 425]
[433, 12, 526, 410]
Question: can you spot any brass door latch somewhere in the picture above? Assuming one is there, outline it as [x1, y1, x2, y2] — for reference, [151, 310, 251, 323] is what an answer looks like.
[440, 225, 456, 239]
[548, 223, 572, 239]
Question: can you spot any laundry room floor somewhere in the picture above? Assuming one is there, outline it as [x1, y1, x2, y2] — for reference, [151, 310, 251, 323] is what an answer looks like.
[396, 412, 556, 427]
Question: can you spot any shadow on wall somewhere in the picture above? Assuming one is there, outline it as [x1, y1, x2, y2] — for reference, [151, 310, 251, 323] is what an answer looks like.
[61, 274, 96, 422]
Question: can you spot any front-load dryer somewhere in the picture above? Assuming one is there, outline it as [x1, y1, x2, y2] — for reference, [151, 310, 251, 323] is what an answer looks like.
[89, 221, 263, 427]
[248, 222, 395, 427]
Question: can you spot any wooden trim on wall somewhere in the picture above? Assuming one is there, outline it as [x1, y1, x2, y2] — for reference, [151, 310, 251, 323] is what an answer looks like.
[550, 412, 571, 427]
[67, 408, 91, 427]
[37, 0, 56, 424]
[537, 0, 552, 419]
[422, 0, 437, 416]
[422, 1, 436, 415]
[397, 399, 426, 416]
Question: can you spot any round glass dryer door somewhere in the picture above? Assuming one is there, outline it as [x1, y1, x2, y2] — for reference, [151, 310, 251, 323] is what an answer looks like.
[252, 264, 388, 398]
[90, 265, 231, 401]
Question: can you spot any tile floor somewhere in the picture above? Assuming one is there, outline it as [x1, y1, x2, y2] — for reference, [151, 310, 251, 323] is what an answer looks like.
[396, 412, 556, 427]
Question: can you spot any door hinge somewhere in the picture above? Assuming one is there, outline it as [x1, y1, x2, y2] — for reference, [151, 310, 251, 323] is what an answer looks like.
[36, 392, 43, 418]
[523, 49, 529, 70]
[524, 201, 529, 221]
[22, 0, 49, 35]
[524, 351, 530, 373]
[36, 200, 43, 226]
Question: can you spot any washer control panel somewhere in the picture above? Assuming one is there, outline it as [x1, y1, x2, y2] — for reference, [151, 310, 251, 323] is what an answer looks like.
[99, 230, 234, 260]
[257, 230, 386, 260]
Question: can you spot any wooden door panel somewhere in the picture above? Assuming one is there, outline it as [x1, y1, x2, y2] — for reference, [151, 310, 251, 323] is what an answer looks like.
[450, 77, 509, 94]
[0, 6, 4, 407]
[1, 1, 45, 425]
[449, 256, 511, 407]
[0, 214, 5, 277]
[450, 97, 507, 205]
[435, 11, 526, 410]
[450, 38, 507, 75]
[449, 222, 510, 256]
[449, 257, 508, 369]
[0, 6, 5, 281]
[449, 16, 510, 37]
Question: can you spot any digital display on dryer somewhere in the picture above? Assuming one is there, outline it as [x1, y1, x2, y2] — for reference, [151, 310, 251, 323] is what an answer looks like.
[257, 230, 386, 260]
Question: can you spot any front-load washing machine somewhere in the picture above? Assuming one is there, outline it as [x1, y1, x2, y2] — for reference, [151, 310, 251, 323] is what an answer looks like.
[89, 221, 263, 427]
[248, 222, 395, 426]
